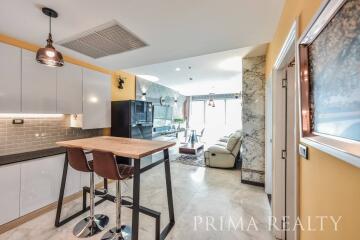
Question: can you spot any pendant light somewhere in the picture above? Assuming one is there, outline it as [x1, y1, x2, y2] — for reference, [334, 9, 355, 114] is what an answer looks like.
[36, 8, 64, 67]
[208, 93, 216, 107]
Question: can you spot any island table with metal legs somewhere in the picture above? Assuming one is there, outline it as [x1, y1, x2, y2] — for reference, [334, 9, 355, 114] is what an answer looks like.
[55, 136, 176, 240]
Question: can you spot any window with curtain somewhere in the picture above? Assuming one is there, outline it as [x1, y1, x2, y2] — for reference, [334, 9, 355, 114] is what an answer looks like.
[190, 100, 205, 131]
[225, 99, 242, 133]
[190, 98, 242, 144]
[205, 100, 226, 143]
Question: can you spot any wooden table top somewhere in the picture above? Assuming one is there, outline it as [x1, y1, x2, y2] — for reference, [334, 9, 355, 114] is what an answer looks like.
[57, 136, 176, 159]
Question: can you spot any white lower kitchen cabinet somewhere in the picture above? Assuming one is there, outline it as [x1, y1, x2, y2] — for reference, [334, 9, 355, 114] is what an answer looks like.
[20, 154, 81, 216]
[0, 163, 21, 225]
[81, 153, 103, 187]
[82, 68, 111, 129]
[65, 161, 82, 197]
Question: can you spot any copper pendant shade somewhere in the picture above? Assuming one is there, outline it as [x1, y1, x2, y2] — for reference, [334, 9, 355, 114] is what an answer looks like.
[208, 93, 216, 107]
[36, 8, 64, 67]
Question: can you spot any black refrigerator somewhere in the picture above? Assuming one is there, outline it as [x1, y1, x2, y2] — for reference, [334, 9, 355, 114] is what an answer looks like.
[111, 100, 153, 164]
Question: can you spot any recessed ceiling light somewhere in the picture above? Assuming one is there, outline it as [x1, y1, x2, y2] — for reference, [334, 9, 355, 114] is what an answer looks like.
[218, 57, 242, 72]
[137, 75, 159, 82]
[175, 67, 181, 71]
[189, 77, 193, 80]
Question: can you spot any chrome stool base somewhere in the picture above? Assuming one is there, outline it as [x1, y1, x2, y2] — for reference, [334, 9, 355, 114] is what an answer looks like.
[73, 214, 109, 238]
[101, 225, 132, 240]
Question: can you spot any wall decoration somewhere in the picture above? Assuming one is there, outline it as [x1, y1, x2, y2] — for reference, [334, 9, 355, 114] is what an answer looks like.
[299, 0, 360, 142]
[160, 96, 166, 106]
[118, 77, 125, 89]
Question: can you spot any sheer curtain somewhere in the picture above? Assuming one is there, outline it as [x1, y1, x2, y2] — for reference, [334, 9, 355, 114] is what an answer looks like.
[205, 100, 226, 144]
[190, 98, 242, 144]
[225, 99, 242, 133]
[189, 100, 205, 132]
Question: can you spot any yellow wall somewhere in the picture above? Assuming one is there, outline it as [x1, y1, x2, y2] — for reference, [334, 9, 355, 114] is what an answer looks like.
[103, 71, 136, 136]
[267, 0, 360, 239]
[265, 0, 323, 78]
[300, 147, 360, 240]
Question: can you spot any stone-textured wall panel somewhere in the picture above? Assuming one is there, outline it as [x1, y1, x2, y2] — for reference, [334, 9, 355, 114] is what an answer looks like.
[136, 78, 186, 118]
[241, 56, 266, 184]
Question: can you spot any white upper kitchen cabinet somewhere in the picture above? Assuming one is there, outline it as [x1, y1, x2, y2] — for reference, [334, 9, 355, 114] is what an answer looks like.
[57, 63, 83, 114]
[21, 49, 57, 113]
[82, 68, 111, 129]
[0, 163, 21, 225]
[0, 42, 21, 113]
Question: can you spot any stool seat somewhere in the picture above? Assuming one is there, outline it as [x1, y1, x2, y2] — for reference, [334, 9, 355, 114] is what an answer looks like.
[92, 150, 134, 181]
[92, 150, 134, 240]
[66, 147, 109, 238]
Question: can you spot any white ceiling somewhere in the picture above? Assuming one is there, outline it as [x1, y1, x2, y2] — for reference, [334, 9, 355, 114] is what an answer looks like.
[0, 0, 284, 70]
[128, 44, 268, 96]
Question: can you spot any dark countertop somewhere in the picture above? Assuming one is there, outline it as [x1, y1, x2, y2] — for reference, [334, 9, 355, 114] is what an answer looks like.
[0, 147, 67, 166]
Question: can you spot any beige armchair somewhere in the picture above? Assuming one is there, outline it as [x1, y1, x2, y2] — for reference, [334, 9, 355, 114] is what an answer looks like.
[204, 131, 242, 168]
[218, 130, 241, 143]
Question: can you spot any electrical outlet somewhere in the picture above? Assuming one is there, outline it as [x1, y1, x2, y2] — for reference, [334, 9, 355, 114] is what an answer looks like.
[12, 119, 24, 124]
[299, 144, 308, 159]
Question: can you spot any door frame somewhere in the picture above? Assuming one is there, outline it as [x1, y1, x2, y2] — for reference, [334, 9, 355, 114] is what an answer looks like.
[265, 75, 273, 195]
[271, 19, 299, 240]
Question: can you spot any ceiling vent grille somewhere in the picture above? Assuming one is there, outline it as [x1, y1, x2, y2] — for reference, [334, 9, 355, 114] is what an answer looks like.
[58, 21, 147, 58]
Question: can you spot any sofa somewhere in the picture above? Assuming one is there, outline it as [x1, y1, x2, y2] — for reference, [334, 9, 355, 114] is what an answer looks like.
[204, 130, 242, 168]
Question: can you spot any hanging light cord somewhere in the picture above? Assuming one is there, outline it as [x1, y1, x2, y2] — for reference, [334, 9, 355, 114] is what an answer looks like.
[49, 15, 52, 35]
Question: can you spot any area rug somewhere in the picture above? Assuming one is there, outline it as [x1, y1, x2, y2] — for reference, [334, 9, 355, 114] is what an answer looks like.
[172, 152, 206, 167]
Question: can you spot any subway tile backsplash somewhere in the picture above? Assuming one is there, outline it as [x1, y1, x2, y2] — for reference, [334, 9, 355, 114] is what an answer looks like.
[0, 115, 102, 156]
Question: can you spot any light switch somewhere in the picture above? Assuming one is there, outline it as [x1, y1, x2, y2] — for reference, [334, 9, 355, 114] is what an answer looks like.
[299, 144, 308, 159]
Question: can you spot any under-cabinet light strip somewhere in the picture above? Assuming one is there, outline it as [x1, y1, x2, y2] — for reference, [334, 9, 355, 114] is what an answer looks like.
[0, 114, 64, 118]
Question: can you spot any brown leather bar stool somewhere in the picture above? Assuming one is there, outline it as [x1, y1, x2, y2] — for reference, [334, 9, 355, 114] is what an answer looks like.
[67, 147, 109, 238]
[92, 150, 134, 240]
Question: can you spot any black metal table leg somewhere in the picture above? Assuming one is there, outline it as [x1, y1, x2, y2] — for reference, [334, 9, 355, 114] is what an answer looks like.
[132, 159, 141, 240]
[160, 149, 175, 239]
[55, 152, 69, 227]
[55, 149, 175, 240]
[164, 149, 175, 223]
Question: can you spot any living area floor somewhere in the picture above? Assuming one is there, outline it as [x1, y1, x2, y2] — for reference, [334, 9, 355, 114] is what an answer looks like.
[0, 162, 273, 240]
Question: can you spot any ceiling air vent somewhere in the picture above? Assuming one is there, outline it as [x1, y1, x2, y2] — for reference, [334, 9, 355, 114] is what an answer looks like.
[58, 21, 147, 58]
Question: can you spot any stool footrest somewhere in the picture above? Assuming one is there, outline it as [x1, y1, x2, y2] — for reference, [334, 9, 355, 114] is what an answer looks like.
[121, 196, 133, 207]
[95, 188, 108, 197]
